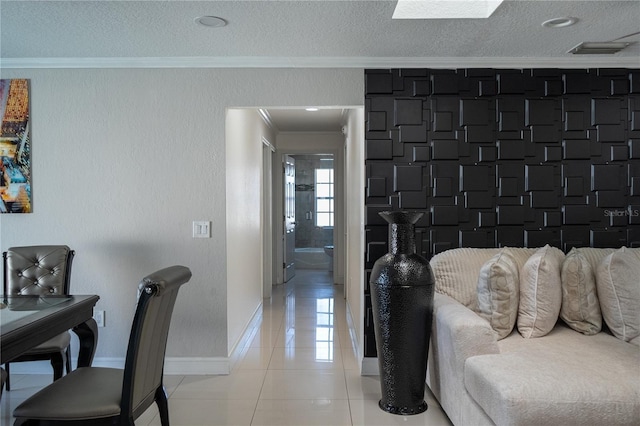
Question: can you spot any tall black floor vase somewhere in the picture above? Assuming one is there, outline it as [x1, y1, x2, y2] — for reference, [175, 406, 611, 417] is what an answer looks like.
[370, 211, 435, 415]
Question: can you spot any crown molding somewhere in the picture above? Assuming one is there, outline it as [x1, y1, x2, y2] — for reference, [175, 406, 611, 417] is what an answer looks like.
[1, 56, 639, 70]
[258, 109, 278, 132]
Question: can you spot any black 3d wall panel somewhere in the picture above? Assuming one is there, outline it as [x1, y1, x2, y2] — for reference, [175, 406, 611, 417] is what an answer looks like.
[363, 68, 640, 357]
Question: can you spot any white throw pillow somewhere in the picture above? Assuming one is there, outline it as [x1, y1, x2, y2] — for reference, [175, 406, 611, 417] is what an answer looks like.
[506, 247, 539, 273]
[477, 249, 520, 339]
[596, 247, 640, 345]
[518, 244, 565, 338]
[560, 248, 602, 335]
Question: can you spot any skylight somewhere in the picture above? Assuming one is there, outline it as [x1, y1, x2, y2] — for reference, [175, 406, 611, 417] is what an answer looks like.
[393, 0, 504, 19]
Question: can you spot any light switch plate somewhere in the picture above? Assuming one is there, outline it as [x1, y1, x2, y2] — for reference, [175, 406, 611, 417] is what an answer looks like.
[193, 221, 211, 238]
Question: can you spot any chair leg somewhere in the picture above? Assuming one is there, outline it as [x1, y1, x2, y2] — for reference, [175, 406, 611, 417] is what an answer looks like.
[155, 385, 170, 426]
[65, 345, 72, 374]
[1, 367, 6, 397]
[50, 353, 64, 381]
[4, 363, 10, 391]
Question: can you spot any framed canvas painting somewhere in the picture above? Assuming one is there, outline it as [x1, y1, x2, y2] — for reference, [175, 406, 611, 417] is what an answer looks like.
[0, 79, 31, 213]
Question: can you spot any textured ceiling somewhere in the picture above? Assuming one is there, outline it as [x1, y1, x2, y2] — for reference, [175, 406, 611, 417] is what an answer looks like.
[1, 0, 638, 131]
[1, 0, 639, 68]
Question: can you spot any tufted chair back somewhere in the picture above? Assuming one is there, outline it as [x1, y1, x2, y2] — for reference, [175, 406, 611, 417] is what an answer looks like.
[3, 245, 75, 296]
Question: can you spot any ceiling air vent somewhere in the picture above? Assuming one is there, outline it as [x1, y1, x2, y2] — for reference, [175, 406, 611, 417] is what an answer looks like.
[568, 41, 632, 54]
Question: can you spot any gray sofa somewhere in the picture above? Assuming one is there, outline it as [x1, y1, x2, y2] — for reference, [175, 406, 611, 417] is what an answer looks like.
[425, 247, 640, 426]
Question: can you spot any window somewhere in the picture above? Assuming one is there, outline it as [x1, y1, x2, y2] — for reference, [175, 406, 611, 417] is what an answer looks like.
[315, 168, 334, 227]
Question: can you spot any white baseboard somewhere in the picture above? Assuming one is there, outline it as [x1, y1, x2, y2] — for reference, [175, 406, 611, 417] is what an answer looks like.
[7, 358, 125, 374]
[361, 356, 380, 376]
[91, 357, 125, 369]
[164, 357, 230, 375]
[344, 297, 379, 376]
[7, 357, 230, 376]
[6, 361, 59, 375]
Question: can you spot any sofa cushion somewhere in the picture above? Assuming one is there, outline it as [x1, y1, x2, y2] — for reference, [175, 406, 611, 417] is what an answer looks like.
[431, 248, 501, 312]
[560, 247, 602, 335]
[596, 247, 640, 345]
[518, 245, 565, 338]
[477, 249, 520, 339]
[464, 323, 640, 426]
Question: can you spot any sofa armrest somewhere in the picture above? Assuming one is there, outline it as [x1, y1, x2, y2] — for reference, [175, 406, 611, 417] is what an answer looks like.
[427, 293, 499, 426]
[433, 292, 500, 361]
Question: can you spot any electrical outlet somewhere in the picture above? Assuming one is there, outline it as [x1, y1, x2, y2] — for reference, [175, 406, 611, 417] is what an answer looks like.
[93, 310, 105, 328]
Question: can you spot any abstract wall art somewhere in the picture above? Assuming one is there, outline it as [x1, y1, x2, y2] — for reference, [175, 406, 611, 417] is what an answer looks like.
[0, 79, 31, 213]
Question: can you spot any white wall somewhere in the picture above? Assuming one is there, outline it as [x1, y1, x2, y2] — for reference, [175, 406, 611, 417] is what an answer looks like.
[0, 68, 363, 371]
[344, 108, 366, 370]
[225, 108, 275, 356]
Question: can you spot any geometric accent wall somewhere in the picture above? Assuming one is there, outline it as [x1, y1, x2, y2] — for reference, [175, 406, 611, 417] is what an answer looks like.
[363, 68, 640, 357]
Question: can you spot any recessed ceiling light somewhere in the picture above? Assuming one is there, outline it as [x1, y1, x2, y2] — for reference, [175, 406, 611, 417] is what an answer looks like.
[393, 0, 504, 19]
[542, 17, 578, 28]
[305, 107, 319, 112]
[195, 16, 227, 28]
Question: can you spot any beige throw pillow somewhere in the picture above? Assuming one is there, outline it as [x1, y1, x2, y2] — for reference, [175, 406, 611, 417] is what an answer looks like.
[518, 245, 565, 338]
[477, 249, 520, 339]
[560, 248, 602, 335]
[596, 247, 640, 345]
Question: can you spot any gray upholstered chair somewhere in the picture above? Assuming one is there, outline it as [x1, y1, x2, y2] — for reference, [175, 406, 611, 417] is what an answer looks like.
[3, 245, 75, 391]
[13, 265, 192, 426]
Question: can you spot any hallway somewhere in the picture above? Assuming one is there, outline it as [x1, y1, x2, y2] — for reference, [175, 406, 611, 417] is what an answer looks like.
[2, 270, 452, 425]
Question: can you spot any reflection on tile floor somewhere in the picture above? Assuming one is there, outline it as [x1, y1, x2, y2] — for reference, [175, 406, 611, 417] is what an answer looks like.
[1, 270, 452, 426]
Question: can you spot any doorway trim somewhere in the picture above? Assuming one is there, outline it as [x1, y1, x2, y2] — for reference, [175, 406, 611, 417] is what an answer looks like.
[262, 137, 276, 298]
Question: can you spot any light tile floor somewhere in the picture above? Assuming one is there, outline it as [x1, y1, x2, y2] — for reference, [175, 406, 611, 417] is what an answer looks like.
[1, 270, 453, 426]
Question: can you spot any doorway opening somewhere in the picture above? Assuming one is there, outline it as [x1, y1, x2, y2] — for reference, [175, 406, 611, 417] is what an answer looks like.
[273, 124, 347, 288]
[291, 154, 334, 280]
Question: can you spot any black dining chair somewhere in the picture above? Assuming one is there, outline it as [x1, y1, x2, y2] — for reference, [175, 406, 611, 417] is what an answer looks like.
[13, 265, 192, 426]
[3, 245, 75, 391]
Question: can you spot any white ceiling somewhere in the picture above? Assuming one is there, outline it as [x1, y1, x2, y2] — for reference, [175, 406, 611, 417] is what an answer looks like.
[2, 0, 639, 68]
[1, 0, 638, 131]
[263, 108, 347, 133]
